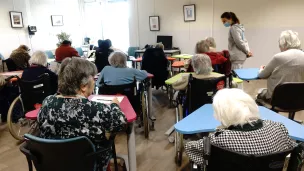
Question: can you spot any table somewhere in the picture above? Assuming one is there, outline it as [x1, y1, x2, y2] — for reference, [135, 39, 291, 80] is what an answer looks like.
[26, 95, 138, 171]
[0, 70, 23, 78]
[233, 68, 259, 81]
[135, 49, 181, 57]
[172, 54, 193, 59]
[175, 104, 304, 142]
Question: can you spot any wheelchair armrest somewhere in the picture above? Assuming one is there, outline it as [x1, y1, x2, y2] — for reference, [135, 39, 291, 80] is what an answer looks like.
[5, 75, 17, 82]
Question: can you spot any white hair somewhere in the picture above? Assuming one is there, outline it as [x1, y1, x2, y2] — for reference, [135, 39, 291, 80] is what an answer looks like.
[155, 43, 164, 50]
[213, 89, 260, 128]
[191, 54, 213, 75]
[29, 51, 48, 66]
[205, 37, 216, 48]
[195, 40, 210, 53]
[108, 51, 126, 68]
[279, 30, 301, 51]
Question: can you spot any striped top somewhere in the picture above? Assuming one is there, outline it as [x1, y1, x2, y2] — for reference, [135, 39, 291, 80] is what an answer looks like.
[258, 49, 304, 99]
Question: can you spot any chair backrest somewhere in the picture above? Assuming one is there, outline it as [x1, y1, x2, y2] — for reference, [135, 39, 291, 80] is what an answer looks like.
[98, 79, 138, 111]
[19, 73, 51, 112]
[76, 47, 84, 56]
[271, 82, 304, 112]
[186, 74, 226, 114]
[44, 50, 54, 59]
[141, 48, 168, 89]
[21, 134, 96, 171]
[207, 143, 294, 171]
[94, 48, 114, 73]
[3, 58, 18, 71]
[128, 47, 139, 57]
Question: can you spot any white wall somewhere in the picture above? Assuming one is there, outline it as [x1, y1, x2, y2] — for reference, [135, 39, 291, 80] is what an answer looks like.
[0, 0, 84, 58]
[130, 0, 304, 67]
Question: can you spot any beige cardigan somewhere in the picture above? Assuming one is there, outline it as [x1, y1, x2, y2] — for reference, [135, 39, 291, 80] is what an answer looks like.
[172, 72, 224, 90]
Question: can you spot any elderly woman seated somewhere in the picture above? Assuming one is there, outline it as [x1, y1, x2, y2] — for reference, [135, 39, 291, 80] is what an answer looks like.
[173, 54, 224, 90]
[22, 51, 58, 94]
[38, 58, 127, 170]
[205, 37, 217, 52]
[185, 40, 228, 72]
[185, 88, 297, 166]
[9, 45, 31, 70]
[257, 30, 304, 103]
[97, 51, 148, 85]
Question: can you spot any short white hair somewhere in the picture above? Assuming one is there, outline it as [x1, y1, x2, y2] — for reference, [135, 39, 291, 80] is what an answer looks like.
[191, 54, 213, 75]
[108, 51, 126, 68]
[213, 89, 260, 127]
[29, 51, 48, 66]
[279, 30, 301, 50]
[195, 40, 209, 53]
[205, 37, 216, 48]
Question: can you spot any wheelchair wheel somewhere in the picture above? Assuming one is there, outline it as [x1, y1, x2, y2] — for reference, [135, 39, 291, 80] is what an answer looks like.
[7, 96, 37, 141]
[175, 104, 184, 166]
[141, 91, 149, 138]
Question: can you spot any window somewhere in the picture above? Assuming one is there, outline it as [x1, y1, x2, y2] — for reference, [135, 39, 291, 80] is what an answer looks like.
[84, 0, 129, 51]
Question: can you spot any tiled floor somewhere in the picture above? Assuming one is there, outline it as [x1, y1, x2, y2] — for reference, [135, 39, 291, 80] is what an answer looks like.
[0, 80, 303, 171]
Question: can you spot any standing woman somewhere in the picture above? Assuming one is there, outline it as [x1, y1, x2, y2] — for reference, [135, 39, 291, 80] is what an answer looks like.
[221, 12, 252, 69]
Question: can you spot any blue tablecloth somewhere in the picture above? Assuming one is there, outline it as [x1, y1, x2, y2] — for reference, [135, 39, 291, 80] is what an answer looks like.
[175, 104, 304, 142]
[234, 68, 259, 80]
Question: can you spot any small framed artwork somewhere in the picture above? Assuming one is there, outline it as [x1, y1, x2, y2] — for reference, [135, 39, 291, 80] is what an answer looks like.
[51, 15, 64, 26]
[183, 4, 196, 22]
[149, 16, 160, 31]
[9, 11, 24, 28]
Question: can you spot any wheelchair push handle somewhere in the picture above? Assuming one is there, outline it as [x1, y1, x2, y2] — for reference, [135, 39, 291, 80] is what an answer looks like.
[4, 75, 20, 82]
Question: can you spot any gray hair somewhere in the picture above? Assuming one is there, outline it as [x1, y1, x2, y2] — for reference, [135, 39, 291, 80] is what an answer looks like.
[195, 40, 209, 53]
[108, 51, 127, 68]
[155, 43, 164, 50]
[279, 30, 301, 50]
[205, 37, 216, 48]
[191, 54, 213, 75]
[58, 57, 97, 95]
[213, 89, 260, 127]
[29, 51, 48, 66]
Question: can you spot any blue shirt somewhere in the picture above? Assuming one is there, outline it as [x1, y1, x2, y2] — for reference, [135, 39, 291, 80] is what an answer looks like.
[97, 66, 148, 85]
[0, 53, 4, 60]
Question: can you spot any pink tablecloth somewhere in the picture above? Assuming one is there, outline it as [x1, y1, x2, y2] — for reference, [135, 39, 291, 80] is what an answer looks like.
[89, 95, 136, 123]
[25, 95, 137, 123]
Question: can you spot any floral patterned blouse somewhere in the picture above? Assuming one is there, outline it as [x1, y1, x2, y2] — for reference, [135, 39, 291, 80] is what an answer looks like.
[37, 95, 127, 168]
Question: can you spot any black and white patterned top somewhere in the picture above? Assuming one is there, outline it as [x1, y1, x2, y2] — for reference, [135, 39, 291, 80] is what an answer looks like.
[185, 120, 297, 166]
[37, 95, 127, 167]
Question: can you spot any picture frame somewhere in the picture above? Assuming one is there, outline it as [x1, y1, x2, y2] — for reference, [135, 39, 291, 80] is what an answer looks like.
[149, 16, 160, 31]
[9, 11, 24, 28]
[183, 4, 196, 22]
[51, 15, 64, 26]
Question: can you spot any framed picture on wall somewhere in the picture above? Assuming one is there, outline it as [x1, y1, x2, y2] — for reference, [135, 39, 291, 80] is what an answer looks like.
[149, 16, 160, 31]
[183, 4, 196, 22]
[51, 15, 64, 26]
[9, 11, 24, 28]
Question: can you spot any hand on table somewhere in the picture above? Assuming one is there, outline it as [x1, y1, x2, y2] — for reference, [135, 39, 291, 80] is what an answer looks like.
[111, 97, 120, 105]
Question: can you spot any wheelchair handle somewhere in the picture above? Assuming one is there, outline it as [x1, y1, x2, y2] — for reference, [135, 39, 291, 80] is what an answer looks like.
[5, 75, 18, 82]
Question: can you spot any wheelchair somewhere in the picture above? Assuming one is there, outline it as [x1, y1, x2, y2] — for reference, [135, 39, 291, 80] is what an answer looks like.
[191, 137, 304, 171]
[174, 74, 227, 166]
[98, 78, 153, 139]
[6, 73, 51, 141]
